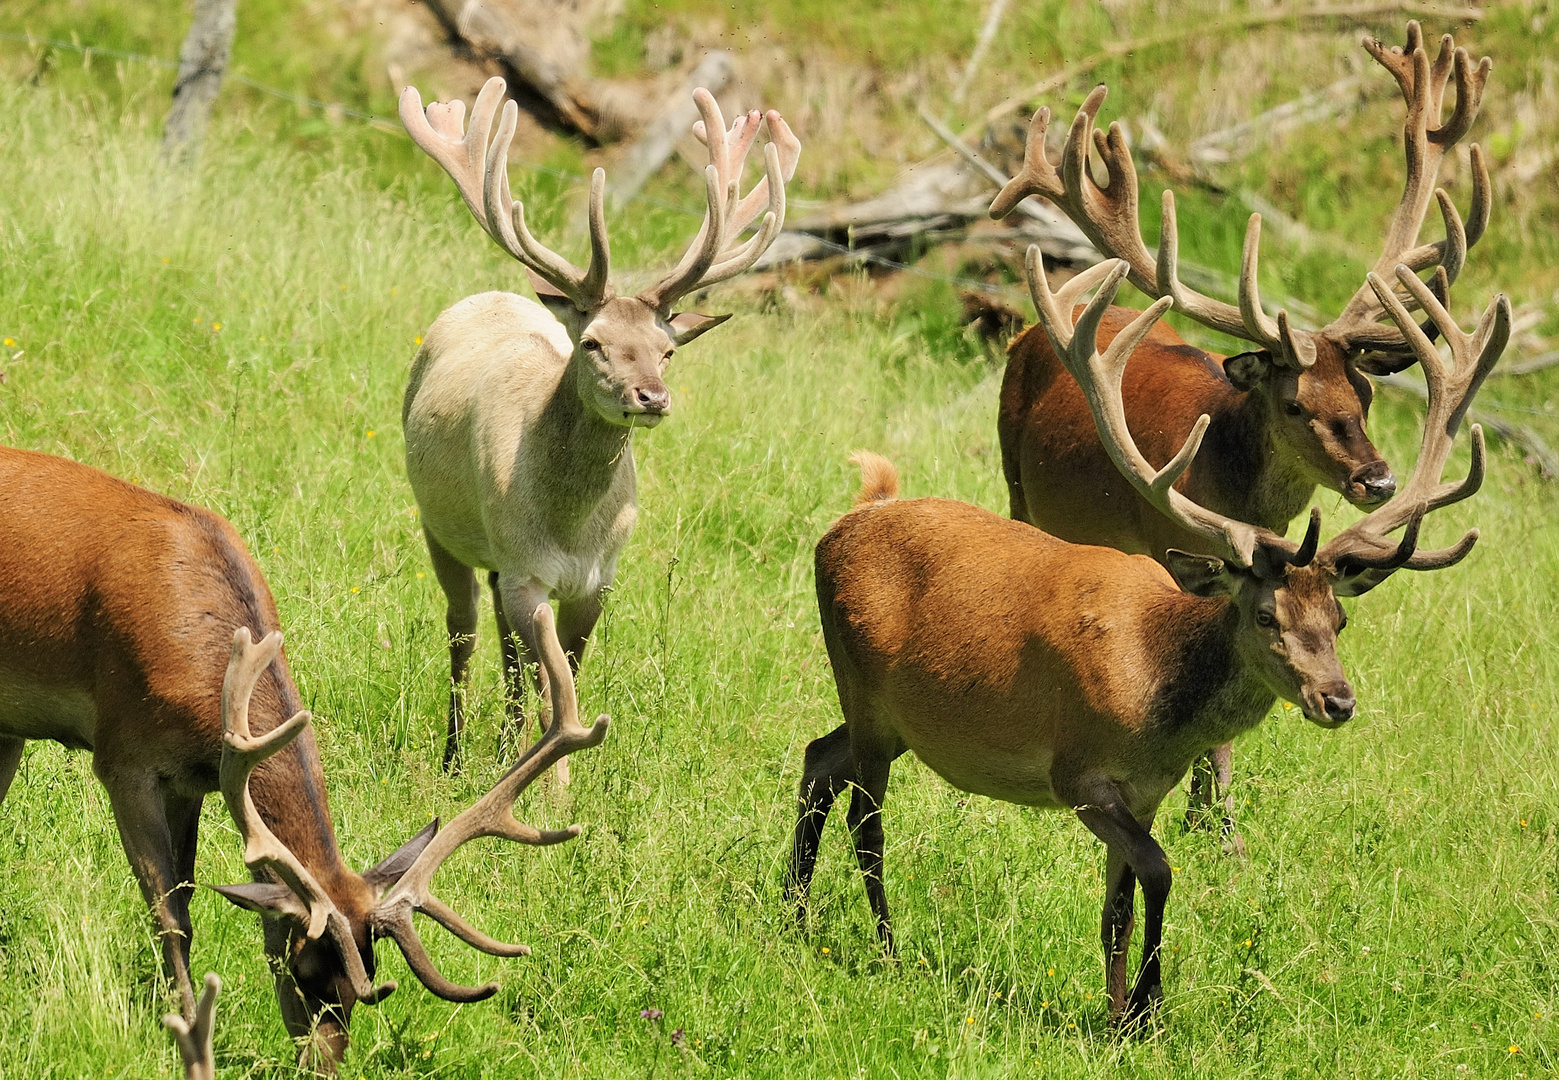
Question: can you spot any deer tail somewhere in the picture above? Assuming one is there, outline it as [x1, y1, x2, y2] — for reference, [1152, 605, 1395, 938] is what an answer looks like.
[848, 450, 899, 507]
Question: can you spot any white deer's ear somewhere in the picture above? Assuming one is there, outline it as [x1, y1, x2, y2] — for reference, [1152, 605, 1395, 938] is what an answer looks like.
[527, 269, 583, 325]
[667, 311, 732, 346]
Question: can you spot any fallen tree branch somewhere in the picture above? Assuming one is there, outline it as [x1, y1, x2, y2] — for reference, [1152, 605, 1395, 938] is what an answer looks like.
[952, 0, 1011, 105]
[1493, 349, 1559, 378]
[978, 3, 1485, 130]
[422, 0, 603, 142]
[611, 51, 735, 207]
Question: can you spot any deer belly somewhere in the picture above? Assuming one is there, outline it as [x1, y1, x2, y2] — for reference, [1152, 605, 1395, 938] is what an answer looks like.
[904, 737, 1063, 809]
[0, 675, 96, 749]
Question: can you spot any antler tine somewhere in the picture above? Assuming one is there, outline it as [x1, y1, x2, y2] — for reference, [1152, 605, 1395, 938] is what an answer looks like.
[638, 88, 734, 312]
[717, 109, 802, 239]
[218, 630, 392, 1003]
[404, 78, 608, 309]
[990, 104, 1062, 217]
[691, 142, 790, 288]
[995, 87, 1284, 352]
[1321, 266, 1509, 571]
[1026, 250, 1282, 569]
[370, 603, 609, 1003]
[400, 78, 506, 235]
[163, 972, 220, 1080]
[696, 105, 761, 238]
[1325, 24, 1493, 352]
[219, 628, 327, 937]
[1238, 214, 1316, 368]
[480, 100, 605, 308]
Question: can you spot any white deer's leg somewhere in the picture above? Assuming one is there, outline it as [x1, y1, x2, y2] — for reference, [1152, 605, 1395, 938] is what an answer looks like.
[555, 592, 603, 670]
[424, 528, 480, 772]
[496, 576, 564, 781]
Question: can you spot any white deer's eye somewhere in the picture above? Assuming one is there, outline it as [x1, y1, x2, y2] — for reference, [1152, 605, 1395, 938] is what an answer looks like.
[581, 338, 601, 352]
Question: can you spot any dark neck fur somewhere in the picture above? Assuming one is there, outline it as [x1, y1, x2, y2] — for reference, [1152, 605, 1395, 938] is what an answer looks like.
[247, 670, 353, 887]
[1146, 594, 1278, 769]
[1200, 391, 1315, 533]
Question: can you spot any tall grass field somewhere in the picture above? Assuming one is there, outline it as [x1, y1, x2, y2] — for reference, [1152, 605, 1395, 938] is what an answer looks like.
[3, 5, 1559, 1076]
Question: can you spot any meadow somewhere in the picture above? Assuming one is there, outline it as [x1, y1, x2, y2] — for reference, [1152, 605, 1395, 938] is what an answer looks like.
[3, 3, 1559, 1076]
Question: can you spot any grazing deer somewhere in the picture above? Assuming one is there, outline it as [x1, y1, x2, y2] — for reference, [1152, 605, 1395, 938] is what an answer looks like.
[789, 255, 1506, 1026]
[0, 449, 607, 1069]
[989, 23, 1492, 847]
[399, 78, 799, 772]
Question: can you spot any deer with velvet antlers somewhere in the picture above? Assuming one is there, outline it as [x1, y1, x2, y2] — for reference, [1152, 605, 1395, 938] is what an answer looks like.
[399, 77, 798, 773]
[989, 22, 1492, 849]
[788, 253, 1506, 1027]
[0, 445, 607, 1070]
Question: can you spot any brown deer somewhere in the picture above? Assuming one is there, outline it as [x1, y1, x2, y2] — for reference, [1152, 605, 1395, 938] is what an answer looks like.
[0, 447, 607, 1069]
[400, 78, 797, 774]
[788, 255, 1506, 1026]
[989, 23, 1492, 847]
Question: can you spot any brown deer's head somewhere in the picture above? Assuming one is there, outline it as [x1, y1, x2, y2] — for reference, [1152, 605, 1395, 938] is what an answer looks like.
[211, 606, 609, 1069]
[992, 22, 1492, 513]
[1027, 254, 1506, 730]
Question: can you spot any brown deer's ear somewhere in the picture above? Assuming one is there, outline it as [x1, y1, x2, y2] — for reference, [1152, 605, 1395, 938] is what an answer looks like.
[667, 311, 732, 346]
[363, 819, 439, 895]
[1223, 351, 1274, 392]
[209, 882, 311, 923]
[1164, 550, 1237, 597]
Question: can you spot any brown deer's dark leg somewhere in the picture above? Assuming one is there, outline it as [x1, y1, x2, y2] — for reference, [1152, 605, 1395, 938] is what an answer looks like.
[846, 751, 895, 953]
[1100, 845, 1136, 1014]
[787, 723, 853, 921]
[99, 769, 196, 1017]
[1075, 791, 1172, 1028]
[424, 528, 480, 772]
[0, 737, 23, 804]
[162, 788, 204, 1014]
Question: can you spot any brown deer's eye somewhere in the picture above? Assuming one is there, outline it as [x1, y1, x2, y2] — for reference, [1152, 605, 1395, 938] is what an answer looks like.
[1255, 610, 1275, 628]
[1283, 401, 1303, 417]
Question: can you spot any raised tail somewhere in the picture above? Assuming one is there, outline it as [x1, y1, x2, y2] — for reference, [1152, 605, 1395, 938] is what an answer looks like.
[847, 450, 899, 507]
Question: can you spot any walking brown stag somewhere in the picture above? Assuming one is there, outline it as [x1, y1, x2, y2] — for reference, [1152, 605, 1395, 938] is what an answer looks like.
[789, 254, 1505, 1027]
[989, 23, 1492, 849]
[0, 446, 608, 1070]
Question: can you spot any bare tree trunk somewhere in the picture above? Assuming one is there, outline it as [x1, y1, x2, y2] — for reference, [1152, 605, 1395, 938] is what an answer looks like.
[161, 0, 238, 166]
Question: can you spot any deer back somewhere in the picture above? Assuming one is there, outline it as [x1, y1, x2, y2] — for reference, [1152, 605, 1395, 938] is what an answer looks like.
[0, 447, 331, 832]
[998, 306, 1384, 561]
[815, 495, 1271, 812]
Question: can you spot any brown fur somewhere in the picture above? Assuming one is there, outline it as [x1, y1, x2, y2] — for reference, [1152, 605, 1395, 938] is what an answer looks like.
[0, 446, 424, 1071]
[848, 450, 899, 506]
[997, 306, 1388, 850]
[789, 462, 1358, 1027]
[998, 307, 1389, 560]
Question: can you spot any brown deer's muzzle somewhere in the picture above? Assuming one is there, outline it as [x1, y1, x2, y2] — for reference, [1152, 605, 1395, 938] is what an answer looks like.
[1347, 460, 1396, 507]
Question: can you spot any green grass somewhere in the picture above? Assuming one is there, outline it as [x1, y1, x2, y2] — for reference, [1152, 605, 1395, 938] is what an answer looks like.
[4, 11, 1559, 1079]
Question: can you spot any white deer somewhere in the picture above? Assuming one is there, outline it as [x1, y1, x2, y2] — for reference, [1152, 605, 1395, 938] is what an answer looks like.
[400, 77, 799, 772]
